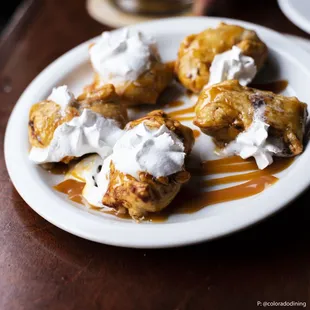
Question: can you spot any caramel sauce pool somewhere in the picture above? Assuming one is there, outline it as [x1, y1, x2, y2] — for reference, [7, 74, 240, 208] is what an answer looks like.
[54, 179, 85, 204]
[54, 156, 294, 222]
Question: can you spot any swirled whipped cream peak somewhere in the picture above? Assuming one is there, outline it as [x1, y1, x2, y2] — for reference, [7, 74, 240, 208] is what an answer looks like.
[89, 28, 158, 85]
[29, 109, 123, 164]
[207, 46, 257, 87]
[48, 85, 75, 115]
[110, 122, 186, 179]
[222, 104, 282, 170]
[64, 123, 186, 207]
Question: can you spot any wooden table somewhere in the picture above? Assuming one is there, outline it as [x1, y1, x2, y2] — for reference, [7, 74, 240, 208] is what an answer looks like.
[1, 0, 309, 309]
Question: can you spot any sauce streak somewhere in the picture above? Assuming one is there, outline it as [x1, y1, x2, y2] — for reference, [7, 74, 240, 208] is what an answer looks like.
[54, 180, 168, 222]
[193, 130, 201, 139]
[54, 156, 294, 222]
[202, 157, 294, 186]
[168, 105, 195, 117]
[173, 116, 195, 122]
[168, 175, 278, 214]
[250, 80, 288, 94]
[165, 100, 184, 108]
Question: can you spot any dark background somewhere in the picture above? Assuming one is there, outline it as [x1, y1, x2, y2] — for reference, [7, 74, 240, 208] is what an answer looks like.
[0, 0, 22, 30]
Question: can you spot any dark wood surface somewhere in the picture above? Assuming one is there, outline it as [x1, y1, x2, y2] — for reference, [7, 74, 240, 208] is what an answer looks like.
[1, 0, 310, 309]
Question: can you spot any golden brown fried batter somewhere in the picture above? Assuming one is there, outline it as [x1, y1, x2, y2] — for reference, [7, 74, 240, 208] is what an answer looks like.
[77, 84, 128, 128]
[102, 162, 190, 220]
[28, 85, 128, 164]
[194, 80, 308, 155]
[89, 60, 174, 105]
[175, 23, 268, 93]
[102, 110, 194, 220]
[28, 101, 79, 149]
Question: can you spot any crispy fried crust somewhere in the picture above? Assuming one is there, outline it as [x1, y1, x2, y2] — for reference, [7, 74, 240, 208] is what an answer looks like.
[77, 84, 128, 128]
[175, 23, 268, 93]
[102, 110, 194, 220]
[88, 60, 174, 105]
[102, 162, 190, 220]
[194, 80, 308, 155]
[28, 101, 79, 149]
[28, 84, 128, 164]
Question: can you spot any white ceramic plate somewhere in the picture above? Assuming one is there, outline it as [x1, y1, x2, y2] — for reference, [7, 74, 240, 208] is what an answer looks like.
[278, 0, 310, 35]
[5, 17, 310, 248]
[285, 34, 310, 53]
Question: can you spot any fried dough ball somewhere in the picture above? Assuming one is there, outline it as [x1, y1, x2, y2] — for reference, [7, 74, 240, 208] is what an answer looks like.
[89, 60, 174, 106]
[28, 101, 79, 149]
[102, 162, 190, 220]
[194, 80, 308, 155]
[175, 23, 268, 93]
[28, 85, 128, 164]
[102, 110, 194, 220]
[77, 84, 128, 128]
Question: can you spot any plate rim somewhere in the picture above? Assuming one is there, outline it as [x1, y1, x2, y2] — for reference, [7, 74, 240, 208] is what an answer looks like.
[4, 16, 310, 248]
[278, 0, 310, 35]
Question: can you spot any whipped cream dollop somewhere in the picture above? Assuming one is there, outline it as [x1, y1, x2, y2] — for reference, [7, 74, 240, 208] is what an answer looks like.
[222, 106, 282, 170]
[208, 46, 257, 87]
[65, 123, 186, 207]
[89, 28, 158, 85]
[48, 85, 75, 115]
[29, 109, 123, 164]
[111, 122, 186, 179]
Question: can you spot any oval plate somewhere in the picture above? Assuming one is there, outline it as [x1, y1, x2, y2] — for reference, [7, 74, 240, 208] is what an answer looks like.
[5, 17, 310, 248]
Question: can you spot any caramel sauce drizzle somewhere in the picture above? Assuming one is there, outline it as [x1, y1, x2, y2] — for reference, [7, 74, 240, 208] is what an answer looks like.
[54, 156, 294, 222]
[173, 116, 195, 122]
[168, 175, 278, 214]
[168, 105, 195, 117]
[165, 100, 184, 108]
[193, 130, 201, 139]
[201, 157, 294, 186]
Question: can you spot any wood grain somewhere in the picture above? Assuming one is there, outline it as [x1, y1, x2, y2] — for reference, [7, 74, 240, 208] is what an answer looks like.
[1, 0, 309, 309]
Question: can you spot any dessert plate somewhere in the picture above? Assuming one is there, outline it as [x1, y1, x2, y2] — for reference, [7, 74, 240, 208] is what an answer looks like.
[278, 0, 310, 35]
[285, 34, 310, 54]
[5, 17, 310, 248]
